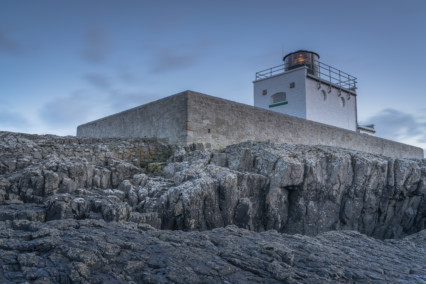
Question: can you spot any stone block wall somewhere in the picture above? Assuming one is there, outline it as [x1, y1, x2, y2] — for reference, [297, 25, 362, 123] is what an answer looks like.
[77, 90, 424, 159]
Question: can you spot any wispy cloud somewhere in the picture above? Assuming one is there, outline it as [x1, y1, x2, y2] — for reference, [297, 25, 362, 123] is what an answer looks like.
[147, 40, 215, 73]
[360, 109, 426, 151]
[39, 87, 161, 131]
[84, 73, 112, 89]
[82, 27, 109, 64]
[107, 90, 160, 111]
[82, 71, 159, 110]
[0, 29, 22, 55]
[117, 67, 139, 84]
[39, 90, 103, 127]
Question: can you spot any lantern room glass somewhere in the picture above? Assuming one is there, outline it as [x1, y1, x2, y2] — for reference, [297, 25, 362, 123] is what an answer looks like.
[284, 51, 319, 76]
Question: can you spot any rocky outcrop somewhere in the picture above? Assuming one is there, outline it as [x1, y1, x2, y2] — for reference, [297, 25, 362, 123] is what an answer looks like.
[0, 131, 425, 283]
[0, 220, 425, 283]
[204, 142, 426, 239]
[0, 132, 425, 240]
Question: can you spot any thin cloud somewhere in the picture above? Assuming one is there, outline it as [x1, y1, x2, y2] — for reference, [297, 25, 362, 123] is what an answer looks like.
[39, 90, 103, 127]
[39, 88, 161, 130]
[83, 72, 159, 110]
[148, 40, 215, 73]
[360, 108, 426, 146]
[151, 51, 197, 73]
[107, 90, 161, 112]
[0, 111, 29, 128]
[0, 29, 22, 55]
[82, 27, 109, 64]
[117, 67, 139, 84]
[84, 73, 112, 89]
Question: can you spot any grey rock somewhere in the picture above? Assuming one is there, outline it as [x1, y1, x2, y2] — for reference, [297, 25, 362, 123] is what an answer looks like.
[0, 204, 45, 222]
[0, 131, 426, 283]
[0, 220, 424, 283]
[1, 132, 425, 239]
[102, 202, 131, 222]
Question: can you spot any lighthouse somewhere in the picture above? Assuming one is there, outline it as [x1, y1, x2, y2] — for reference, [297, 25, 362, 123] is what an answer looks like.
[253, 50, 364, 132]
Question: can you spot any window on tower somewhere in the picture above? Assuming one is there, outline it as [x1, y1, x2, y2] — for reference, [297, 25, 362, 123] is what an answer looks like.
[269, 92, 288, 108]
[271, 92, 286, 104]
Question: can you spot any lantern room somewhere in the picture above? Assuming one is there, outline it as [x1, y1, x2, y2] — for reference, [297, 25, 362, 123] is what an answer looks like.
[283, 50, 319, 76]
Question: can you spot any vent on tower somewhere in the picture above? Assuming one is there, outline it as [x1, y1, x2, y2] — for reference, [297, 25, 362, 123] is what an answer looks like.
[283, 50, 319, 76]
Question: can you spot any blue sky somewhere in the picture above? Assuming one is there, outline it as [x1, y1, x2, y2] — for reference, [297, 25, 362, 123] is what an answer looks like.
[1, 0, 425, 154]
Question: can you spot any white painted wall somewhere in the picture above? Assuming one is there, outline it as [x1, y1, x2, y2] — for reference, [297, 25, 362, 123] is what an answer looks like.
[305, 78, 357, 131]
[253, 67, 307, 119]
[253, 66, 357, 132]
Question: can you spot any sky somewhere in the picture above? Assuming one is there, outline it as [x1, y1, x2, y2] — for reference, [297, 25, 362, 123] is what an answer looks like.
[0, 0, 425, 155]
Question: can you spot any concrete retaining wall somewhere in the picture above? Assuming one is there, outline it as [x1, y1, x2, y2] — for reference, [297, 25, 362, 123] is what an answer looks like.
[77, 90, 424, 159]
[77, 93, 188, 145]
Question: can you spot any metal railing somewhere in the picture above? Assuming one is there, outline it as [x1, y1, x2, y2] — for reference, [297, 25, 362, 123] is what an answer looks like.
[255, 60, 357, 91]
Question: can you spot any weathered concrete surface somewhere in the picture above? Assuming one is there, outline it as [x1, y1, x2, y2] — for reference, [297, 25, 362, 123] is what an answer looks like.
[0, 220, 425, 284]
[185, 91, 423, 159]
[77, 90, 423, 159]
[77, 93, 188, 145]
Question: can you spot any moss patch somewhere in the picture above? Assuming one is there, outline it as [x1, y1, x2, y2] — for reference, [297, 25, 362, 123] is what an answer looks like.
[144, 162, 168, 176]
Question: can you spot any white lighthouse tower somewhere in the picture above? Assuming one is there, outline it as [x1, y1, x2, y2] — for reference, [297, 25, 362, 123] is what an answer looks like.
[253, 50, 368, 132]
